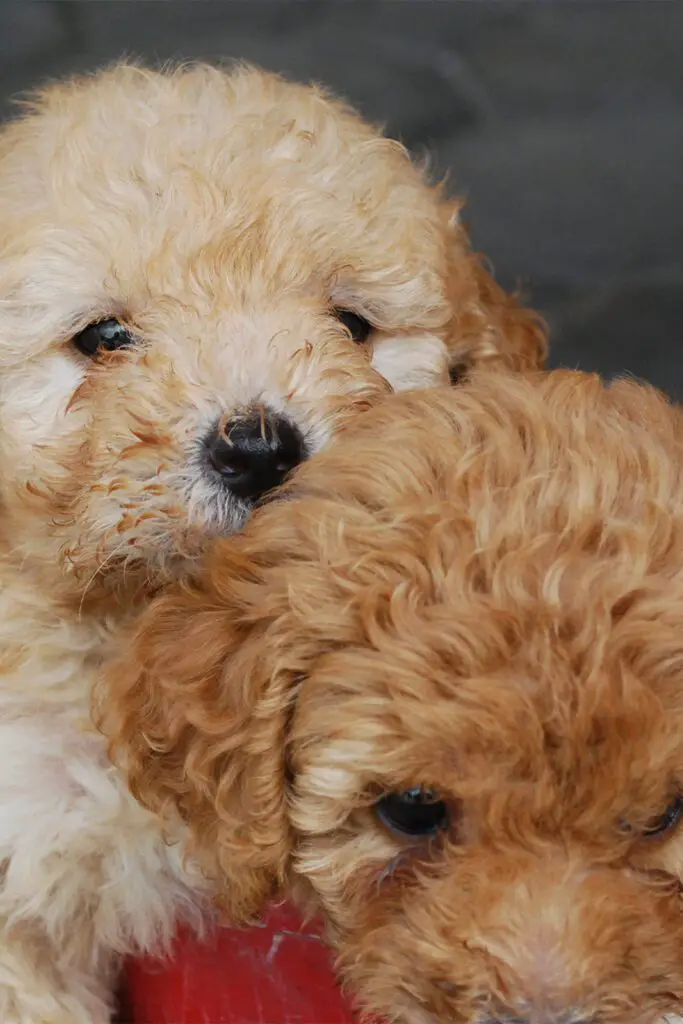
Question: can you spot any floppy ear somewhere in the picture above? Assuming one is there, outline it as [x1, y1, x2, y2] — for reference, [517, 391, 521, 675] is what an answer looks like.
[441, 200, 548, 380]
[97, 541, 301, 922]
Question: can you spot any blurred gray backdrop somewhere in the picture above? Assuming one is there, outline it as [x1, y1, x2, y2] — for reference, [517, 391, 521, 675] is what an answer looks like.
[1, 0, 681, 395]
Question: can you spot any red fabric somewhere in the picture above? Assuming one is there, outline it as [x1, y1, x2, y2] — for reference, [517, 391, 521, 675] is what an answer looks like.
[122, 903, 360, 1023]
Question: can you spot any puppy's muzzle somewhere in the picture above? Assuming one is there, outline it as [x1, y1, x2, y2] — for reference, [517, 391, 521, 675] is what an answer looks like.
[204, 407, 305, 502]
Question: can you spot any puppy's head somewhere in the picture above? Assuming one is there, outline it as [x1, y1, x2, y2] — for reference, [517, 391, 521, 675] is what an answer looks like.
[104, 370, 683, 1024]
[0, 62, 546, 605]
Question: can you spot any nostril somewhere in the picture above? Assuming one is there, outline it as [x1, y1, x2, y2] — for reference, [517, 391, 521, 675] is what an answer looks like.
[207, 436, 248, 476]
[273, 441, 303, 475]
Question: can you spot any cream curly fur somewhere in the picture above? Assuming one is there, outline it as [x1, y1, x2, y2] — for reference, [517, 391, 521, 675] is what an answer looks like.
[0, 60, 547, 1022]
[106, 371, 683, 1024]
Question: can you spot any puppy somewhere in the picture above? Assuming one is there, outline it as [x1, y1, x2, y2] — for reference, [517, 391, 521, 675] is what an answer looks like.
[0, 61, 546, 1022]
[106, 371, 683, 1024]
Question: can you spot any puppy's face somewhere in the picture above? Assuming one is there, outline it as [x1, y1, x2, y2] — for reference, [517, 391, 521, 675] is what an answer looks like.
[256, 377, 683, 1024]
[109, 374, 683, 1024]
[287, 583, 683, 1024]
[0, 63, 544, 604]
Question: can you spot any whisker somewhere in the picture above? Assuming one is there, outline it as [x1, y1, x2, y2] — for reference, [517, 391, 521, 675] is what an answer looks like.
[77, 540, 132, 619]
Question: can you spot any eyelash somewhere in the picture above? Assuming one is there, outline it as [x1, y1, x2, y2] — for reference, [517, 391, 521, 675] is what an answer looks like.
[640, 795, 683, 840]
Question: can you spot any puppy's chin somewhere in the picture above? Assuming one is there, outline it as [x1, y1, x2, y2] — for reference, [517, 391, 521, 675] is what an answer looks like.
[183, 476, 253, 538]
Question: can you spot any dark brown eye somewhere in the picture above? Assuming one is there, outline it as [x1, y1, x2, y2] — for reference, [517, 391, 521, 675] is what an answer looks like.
[73, 318, 135, 358]
[376, 787, 449, 838]
[642, 795, 683, 839]
[335, 309, 373, 344]
[449, 361, 468, 386]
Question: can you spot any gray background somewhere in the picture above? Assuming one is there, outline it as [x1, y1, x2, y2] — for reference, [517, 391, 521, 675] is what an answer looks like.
[1, 0, 681, 396]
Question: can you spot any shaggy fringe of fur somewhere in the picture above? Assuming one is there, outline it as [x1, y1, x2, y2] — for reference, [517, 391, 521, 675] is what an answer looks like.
[105, 370, 683, 1024]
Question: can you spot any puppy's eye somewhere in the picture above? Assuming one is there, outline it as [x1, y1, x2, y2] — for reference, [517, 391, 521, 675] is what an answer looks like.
[73, 318, 135, 358]
[449, 361, 468, 386]
[642, 795, 683, 839]
[376, 787, 449, 838]
[334, 309, 373, 344]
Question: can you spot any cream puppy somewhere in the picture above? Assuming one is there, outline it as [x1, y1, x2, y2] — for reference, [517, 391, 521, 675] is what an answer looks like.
[0, 61, 545, 1022]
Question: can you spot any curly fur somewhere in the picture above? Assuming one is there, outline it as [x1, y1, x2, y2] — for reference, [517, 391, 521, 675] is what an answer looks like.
[0, 60, 545, 1023]
[0, 60, 547, 607]
[105, 371, 683, 1024]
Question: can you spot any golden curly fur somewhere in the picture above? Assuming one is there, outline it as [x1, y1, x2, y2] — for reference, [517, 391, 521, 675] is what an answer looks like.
[105, 370, 683, 1024]
[0, 59, 546, 1021]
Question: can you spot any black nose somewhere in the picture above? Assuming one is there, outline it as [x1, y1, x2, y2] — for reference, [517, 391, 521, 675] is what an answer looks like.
[205, 410, 305, 501]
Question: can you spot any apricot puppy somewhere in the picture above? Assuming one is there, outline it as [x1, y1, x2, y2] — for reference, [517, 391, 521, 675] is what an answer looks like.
[0, 61, 545, 1023]
[109, 372, 683, 1024]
